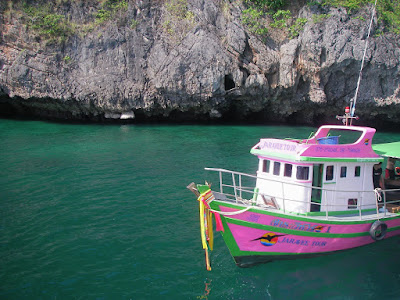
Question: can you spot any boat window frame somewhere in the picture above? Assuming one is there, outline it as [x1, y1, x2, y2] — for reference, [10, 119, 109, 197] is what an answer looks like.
[348, 198, 358, 209]
[296, 166, 310, 180]
[355, 166, 361, 177]
[273, 161, 281, 176]
[284, 163, 293, 178]
[262, 159, 270, 173]
[340, 166, 347, 178]
[326, 165, 334, 181]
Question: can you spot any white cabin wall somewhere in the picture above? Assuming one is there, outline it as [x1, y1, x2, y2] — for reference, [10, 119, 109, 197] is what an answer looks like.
[361, 163, 377, 208]
[255, 158, 312, 214]
[255, 158, 378, 214]
[321, 162, 376, 211]
[282, 179, 312, 213]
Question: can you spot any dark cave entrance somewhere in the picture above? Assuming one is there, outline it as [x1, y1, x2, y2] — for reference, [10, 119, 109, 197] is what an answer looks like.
[224, 74, 236, 91]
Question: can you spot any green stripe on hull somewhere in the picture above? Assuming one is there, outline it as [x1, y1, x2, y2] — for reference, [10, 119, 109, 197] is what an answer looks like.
[388, 226, 400, 232]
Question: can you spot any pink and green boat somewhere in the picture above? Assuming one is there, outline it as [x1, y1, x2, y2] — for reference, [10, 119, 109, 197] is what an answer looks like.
[189, 117, 400, 268]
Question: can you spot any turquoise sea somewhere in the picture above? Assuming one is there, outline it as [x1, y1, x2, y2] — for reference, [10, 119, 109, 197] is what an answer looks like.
[1, 118, 400, 299]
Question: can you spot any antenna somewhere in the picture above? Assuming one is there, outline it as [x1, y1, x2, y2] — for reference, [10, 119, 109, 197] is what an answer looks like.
[336, 106, 359, 126]
[349, 0, 378, 125]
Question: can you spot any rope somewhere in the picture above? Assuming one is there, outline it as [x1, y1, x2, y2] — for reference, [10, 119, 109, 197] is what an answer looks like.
[197, 189, 253, 216]
[350, 0, 378, 125]
[209, 206, 252, 216]
[374, 188, 383, 202]
[374, 188, 383, 221]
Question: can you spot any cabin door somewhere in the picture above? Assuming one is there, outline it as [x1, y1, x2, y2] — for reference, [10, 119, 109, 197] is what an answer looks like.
[311, 164, 323, 212]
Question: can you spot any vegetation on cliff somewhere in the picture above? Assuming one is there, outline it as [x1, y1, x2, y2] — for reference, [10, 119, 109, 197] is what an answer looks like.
[2, 0, 399, 47]
[242, 0, 400, 38]
[324, 0, 400, 34]
[162, 0, 196, 42]
[2, 0, 130, 45]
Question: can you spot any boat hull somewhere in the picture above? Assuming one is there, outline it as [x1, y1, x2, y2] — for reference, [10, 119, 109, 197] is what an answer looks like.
[211, 200, 400, 267]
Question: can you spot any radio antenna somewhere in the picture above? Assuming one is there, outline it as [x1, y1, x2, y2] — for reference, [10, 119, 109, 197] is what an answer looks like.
[349, 0, 378, 125]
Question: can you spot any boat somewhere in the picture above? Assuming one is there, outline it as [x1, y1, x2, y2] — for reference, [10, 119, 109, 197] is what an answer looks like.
[188, 0, 400, 270]
[188, 113, 400, 268]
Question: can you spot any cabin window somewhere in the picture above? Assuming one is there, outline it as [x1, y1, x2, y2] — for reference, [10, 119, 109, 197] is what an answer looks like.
[340, 166, 347, 178]
[273, 162, 281, 176]
[355, 166, 361, 177]
[284, 164, 292, 177]
[296, 166, 309, 180]
[262, 160, 270, 173]
[326, 165, 334, 181]
[348, 198, 358, 209]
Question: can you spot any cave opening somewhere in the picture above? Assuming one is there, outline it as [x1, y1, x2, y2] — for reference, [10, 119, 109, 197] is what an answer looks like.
[224, 74, 235, 91]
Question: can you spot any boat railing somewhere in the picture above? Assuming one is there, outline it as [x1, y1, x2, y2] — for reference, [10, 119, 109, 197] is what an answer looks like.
[204, 167, 400, 220]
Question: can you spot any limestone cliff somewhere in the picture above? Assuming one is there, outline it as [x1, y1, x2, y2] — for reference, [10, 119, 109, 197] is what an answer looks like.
[0, 0, 399, 127]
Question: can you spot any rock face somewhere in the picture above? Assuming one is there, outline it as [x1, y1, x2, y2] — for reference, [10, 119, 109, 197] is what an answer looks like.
[0, 0, 399, 127]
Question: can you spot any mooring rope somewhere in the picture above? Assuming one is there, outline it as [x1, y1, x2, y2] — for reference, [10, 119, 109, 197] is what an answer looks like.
[350, 0, 378, 125]
[209, 206, 252, 216]
[374, 188, 383, 221]
[374, 188, 383, 203]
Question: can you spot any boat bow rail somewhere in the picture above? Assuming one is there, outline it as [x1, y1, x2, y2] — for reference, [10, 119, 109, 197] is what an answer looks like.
[204, 167, 400, 221]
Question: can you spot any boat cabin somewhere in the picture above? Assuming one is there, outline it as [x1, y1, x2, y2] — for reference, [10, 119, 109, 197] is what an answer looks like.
[250, 125, 383, 214]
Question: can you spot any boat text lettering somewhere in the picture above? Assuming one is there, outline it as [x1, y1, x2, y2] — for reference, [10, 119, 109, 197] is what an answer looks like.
[277, 237, 327, 247]
[246, 214, 260, 223]
[315, 147, 360, 153]
[260, 141, 297, 152]
[270, 218, 326, 232]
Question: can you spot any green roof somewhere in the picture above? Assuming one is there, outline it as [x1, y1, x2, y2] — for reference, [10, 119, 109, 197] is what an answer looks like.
[372, 142, 400, 159]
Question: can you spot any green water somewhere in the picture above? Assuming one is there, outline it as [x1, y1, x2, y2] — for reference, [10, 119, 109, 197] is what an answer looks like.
[1, 118, 400, 299]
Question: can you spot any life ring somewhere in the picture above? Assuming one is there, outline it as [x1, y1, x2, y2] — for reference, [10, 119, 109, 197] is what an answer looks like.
[369, 220, 387, 241]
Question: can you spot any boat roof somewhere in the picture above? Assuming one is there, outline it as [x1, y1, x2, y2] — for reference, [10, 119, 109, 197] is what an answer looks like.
[372, 142, 400, 159]
[251, 124, 383, 163]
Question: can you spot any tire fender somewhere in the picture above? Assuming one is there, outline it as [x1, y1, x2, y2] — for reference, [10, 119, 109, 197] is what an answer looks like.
[369, 220, 387, 241]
